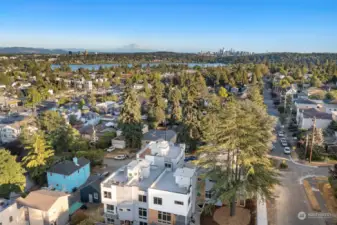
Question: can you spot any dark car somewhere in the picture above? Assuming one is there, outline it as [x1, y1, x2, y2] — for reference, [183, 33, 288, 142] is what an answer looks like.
[184, 156, 197, 162]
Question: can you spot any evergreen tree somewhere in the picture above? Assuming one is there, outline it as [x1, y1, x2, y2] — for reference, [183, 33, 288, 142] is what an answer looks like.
[144, 79, 151, 97]
[39, 110, 66, 133]
[25, 87, 42, 113]
[148, 80, 166, 128]
[168, 88, 182, 123]
[181, 76, 203, 150]
[196, 100, 279, 216]
[119, 86, 143, 148]
[0, 149, 26, 197]
[88, 92, 96, 106]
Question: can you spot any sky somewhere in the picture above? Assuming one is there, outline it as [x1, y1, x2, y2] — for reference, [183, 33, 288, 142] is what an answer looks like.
[1, 0, 337, 53]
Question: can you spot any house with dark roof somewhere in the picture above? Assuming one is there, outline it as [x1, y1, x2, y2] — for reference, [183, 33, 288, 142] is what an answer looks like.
[47, 157, 90, 193]
[80, 177, 104, 203]
[142, 129, 177, 147]
[298, 108, 333, 129]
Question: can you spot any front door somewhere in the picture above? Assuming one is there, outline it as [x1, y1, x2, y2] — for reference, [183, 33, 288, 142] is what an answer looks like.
[89, 194, 93, 203]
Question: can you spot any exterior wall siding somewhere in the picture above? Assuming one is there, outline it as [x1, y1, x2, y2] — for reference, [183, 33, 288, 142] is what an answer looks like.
[47, 163, 90, 192]
[0, 202, 25, 225]
[80, 186, 101, 203]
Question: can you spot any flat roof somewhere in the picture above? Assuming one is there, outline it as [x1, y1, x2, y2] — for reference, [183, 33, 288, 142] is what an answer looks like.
[128, 166, 165, 191]
[139, 141, 182, 160]
[103, 167, 128, 187]
[143, 130, 176, 142]
[151, 170, 190, 194]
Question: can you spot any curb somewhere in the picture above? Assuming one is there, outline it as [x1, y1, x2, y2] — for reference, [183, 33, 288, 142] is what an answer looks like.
[289, 155, 318, 168]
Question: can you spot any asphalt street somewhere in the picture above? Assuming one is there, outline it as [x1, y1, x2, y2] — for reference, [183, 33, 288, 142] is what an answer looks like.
[263, 84, 332, 225]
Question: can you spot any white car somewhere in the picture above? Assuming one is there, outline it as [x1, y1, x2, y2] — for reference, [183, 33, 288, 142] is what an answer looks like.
[280, 138, 287, 143]
[281, 141, 288, 147]
[106, 146, 116, 152]
[114, 154, 127, 160]
[284, 147, 291, 154]
[278, 131, 284, 137]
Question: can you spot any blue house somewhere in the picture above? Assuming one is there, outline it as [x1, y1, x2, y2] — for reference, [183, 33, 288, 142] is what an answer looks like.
[47, 157, 90, 192]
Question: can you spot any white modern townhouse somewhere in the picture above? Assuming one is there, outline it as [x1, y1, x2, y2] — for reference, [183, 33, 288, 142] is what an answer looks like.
[101, 139, 197, 225]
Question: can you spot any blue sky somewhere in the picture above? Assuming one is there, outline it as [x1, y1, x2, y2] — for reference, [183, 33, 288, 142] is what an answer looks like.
[1, 0, 337, 52]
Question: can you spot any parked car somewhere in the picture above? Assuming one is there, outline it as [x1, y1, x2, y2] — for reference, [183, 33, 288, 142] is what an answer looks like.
[281, 141, 288, 147]
[114, 154, 127, 160]
[106, 146, 116, 152]
[184, 156, 197, 162]
[278, 131, 284, 137]
[284, 147, 291, 154]
[280, 138, 287, 143]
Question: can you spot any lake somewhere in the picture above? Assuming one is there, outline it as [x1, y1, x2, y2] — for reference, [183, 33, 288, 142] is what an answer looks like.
[51, 63, 227, 71]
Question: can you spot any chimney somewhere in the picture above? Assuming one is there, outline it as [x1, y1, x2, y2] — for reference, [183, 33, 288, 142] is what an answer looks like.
[73, 157, 79, 166]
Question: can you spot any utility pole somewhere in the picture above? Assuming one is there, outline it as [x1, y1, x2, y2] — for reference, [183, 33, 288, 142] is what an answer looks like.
[304, 134, 309, 159]
[309, 117, 316, 163]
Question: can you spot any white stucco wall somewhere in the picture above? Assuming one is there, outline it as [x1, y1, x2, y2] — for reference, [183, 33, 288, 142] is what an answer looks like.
[148, 188, 191, 217]
[0, 202, 25, 225]
[300, 118, 332, 129]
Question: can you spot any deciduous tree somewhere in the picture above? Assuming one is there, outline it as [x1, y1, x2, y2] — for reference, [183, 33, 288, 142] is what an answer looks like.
[0, 149, 26, 197]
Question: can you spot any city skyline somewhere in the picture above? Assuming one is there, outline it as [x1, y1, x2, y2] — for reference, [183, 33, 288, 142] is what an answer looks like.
[1, 0, 337, 53]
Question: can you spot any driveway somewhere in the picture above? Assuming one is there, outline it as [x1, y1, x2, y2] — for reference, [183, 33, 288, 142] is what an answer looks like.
[264, 83, 331, 225]
[103, 157, 133, 172]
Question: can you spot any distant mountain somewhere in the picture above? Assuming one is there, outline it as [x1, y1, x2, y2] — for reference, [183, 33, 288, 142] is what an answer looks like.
[110, 44, 156, 53]
[0, 47, 68, 54]
[0, 44, 157, 54]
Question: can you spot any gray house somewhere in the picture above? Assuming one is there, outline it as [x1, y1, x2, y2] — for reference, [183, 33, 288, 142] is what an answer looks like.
[80, 178, 103, 203]
[142, 129, 177, 147]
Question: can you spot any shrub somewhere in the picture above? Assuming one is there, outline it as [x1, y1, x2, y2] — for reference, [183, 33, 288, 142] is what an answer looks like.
[71, 211, 88, 225]
[96, 131, 116, 149]
[75, 150, 104, 166]
[280, 160, 288, 169]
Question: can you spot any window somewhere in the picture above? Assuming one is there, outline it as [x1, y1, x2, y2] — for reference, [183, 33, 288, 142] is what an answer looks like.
[174, 200, 183, 205]
[9, 216, 13, 223]
[158, 211, 171, 224]
[106, 218, 114, 224]
[239, 199, 245, 207]
[138, 208, 147, 219]
[188, 197, 191, 205]
[154, 197, 162, 205]
[94, 192, 98, 199]
[165, 163, 172, 168]
[104, 191, 111, 199]
[119, 209, 123, 212]
[106, 204, 114, 213]
[140, 222, 148, 225]
[127, 209, 131, 211]
[138, 195, 147, 203]
[50, 221, 56, 225]
[205, 191, 212, 199]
